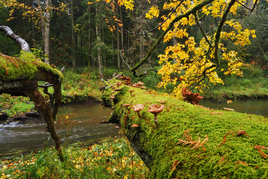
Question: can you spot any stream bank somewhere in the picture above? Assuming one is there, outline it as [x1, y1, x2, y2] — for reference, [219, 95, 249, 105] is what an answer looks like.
[0, 102, 118, 156]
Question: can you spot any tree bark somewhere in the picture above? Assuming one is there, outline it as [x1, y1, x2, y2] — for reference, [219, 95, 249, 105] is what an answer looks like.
[24, 85, 63, 161]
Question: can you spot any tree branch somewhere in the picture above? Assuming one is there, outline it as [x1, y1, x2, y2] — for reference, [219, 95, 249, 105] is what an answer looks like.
[0, 26, 31, 52]
[189, 64, 216, 91]
[214, 0, 236, 66]
[131, 0, 215, 76]
[119, 51, 132, 71]
[123, 0, 184, 36]
[194, 12, 212, 49]
[236, 0, 259, 12]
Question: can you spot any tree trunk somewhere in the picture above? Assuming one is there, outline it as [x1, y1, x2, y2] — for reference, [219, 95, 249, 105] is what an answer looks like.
[88, 17, 92, 69]
[116, 2, 120, 70]
[120, 6, 124, 69]
[71, 0, 76, 71]
[44, 0, 51, 64]
[95, 6, 104, 79]
[37, 0, 51, 64]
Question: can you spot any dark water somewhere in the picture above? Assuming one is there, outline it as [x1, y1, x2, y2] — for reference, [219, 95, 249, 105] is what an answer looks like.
[0, 103, 118, 155]
[200, 99, 268, 117]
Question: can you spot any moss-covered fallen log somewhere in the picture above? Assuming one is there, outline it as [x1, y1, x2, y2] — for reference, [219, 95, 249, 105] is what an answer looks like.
[0, 51, 64, 160]
[102, 81, 268, 178]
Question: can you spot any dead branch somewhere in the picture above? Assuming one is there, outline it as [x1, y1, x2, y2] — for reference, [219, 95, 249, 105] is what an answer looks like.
[0, 26, 30, 52]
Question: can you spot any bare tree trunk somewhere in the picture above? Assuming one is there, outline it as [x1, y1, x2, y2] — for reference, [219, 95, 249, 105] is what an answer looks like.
[116, 1, 120, 70]
[120, 6, 124, 69]
[96, 6, 104, 79]
[71, 0, 76, 71]
[37, 0, 51, 64]
[44, 0, 51, 64]
[88, 18, 91, 69]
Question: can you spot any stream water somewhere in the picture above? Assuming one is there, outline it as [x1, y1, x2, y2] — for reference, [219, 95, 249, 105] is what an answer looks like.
[199, 98, 268, 117]
[0, 102, 118, 156]
[0, 98, 267, 156]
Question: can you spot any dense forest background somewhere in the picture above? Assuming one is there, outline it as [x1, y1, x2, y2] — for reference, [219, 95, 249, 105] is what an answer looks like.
[0, 0, 267, 79]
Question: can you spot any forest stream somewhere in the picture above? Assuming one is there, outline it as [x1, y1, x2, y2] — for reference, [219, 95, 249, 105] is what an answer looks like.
[200, 98, 268, 117]
[0, 99, 267, 156]
[0, 102, 118, 156]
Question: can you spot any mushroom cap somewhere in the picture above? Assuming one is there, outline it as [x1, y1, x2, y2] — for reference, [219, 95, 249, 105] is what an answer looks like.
[115, 88, 121, 91]
[128, 89, 134, 92]
[119, 76, 127, 80]
[132, 83, 138, 87]
[157, 100, 166, 104]
[110, 94, 115, 99]
[137, 81, 144, 86]
[132, 104, 145, 112]
[147, 104, 164, 115]
[122, 104, 131, 107]
[116, 82, 123, 87]
[140, 86, 147, 89]
[131, 124, 139, 128]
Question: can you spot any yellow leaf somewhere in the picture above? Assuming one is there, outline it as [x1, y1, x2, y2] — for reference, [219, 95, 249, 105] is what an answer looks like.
[145, 5, 159, 19]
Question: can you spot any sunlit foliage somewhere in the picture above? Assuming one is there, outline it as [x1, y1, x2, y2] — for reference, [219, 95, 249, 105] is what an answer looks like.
[144, 0, 257, 97]
[120, 0, 260, 97]
[0, 0, 68, 27]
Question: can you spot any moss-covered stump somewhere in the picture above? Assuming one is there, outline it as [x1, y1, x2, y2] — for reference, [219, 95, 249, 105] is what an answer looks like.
[102, 82, 268, 178]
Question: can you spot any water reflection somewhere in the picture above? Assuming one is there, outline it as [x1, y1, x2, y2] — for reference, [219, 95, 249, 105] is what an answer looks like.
[200, 99, 268, 116]
[0, 102, 118, 155]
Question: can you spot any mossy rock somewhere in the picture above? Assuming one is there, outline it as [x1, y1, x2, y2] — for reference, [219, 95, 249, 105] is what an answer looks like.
[102, 81, 268, 179]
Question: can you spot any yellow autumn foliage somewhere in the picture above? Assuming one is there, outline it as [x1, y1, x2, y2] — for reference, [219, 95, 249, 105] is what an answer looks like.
[143, 0, 258, 97]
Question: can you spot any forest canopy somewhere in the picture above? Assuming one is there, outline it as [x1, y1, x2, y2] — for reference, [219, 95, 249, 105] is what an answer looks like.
[0, 0, 267, 97]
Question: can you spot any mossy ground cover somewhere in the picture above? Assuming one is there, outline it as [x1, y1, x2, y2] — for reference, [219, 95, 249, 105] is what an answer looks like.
[0, 136, 150, 178]
[0, 93, 34, 117]
[102, 80, 268, 178]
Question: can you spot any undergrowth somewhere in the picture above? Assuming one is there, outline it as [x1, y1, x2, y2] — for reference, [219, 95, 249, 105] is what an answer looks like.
[0, 136, 150, 178]
[202, 64, 268, 100]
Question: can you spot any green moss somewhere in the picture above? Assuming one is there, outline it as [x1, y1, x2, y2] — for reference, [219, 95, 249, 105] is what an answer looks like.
[102, 81, 268, 179]
[0, 51, 63, 82]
